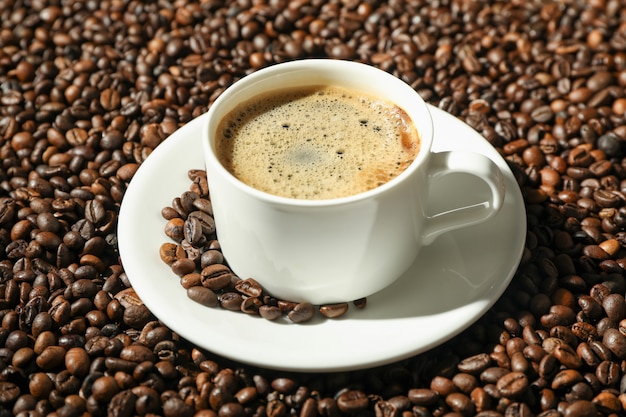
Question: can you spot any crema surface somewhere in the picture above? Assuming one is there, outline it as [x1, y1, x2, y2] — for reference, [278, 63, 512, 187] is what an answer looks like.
[216, 86, 420, 200]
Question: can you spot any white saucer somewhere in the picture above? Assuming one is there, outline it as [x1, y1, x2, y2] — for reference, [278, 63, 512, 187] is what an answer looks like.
[117, 105, 526, 372]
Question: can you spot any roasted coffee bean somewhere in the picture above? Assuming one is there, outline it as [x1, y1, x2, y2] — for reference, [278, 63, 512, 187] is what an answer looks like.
[270, 377, 296, 395]
[193, 198, 213, 214]
[120, 344, 156, 363]
[591, 391, 621, 413]
[576, 342, 601, 368]
[240, 297, 263, 315]
[187, 286, 219, 308]
[123, 304, 153, 329]
[337, 390, 369, 414]
[408, 389, 439, 406]
[595, 360, 620, 386]
[531, 106, 554, 123]
[217, 402, 245, 417]
[164, 218, 185, 242]
[496, 372, 528, 398]
[180, 272, 202, 289]
[551, 369, 583, 390]
[160, 242, 185, 266]
[219, 292, 244, 311]
[234, 386, 257, 405]
[319, 303, 349, 318]
[563, 400, 597, 417]
[571, 322, 597, 341]
[602, 328, 626, 358]
[588, 340, 613, 362]
[602, 294, 626, 323]
[187, 211, 216, 237]
[84, 199, 106, 225]
[444, 393, 473, 415]
[201, 264, 234, 290]
[429, 375, 456, 396]
[64, 347, 90, 377]
[0, 381, 20, 404]
[234, 278, 263, 298]
[553, 343, 582, 369]
[458, 353, 491, 374]
[91, 375, 120, 402]
[29, 372, 54, 399]
[36, 345, 66, 370]
[259, 305, 282, 321]
[451, 373, 478, 394]
[171, 258, 196, 277]
[566, 382, 594, 403]
[108, 390, 137, 417]
[287, 302, 315, 323]
[200, 249, 224, 267]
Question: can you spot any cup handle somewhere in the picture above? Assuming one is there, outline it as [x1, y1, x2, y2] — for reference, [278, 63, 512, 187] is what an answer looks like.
[421, 151, 506, 245]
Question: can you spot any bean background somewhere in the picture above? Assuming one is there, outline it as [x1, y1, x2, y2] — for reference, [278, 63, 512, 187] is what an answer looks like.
[2, 0, 626, 416]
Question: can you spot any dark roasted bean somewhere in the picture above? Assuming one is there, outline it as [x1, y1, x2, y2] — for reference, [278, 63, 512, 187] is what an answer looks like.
[219, 292, 243, 311]
[496, 372, 528, 398]
[408, 388, 439, 406]
[602, 328, 626, 358]
[287, 302, 315, 323]
[259, 305, 282, 321]
[337, 390, 369, 414]
[187, 286, 219, 308]
[234, 278, 263, 298]
[201, 264, 235, 290]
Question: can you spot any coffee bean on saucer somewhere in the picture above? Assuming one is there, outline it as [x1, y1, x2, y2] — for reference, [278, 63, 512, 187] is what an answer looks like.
[218, 292, 243, 311]
[200, 249, 225, 267]
[171, 258, 196, 277]
[193, 198, 214, 215]
[183, 215, 204, 246]
[259, 305, 283, 321]
[181, 272, 203, 289]
[277, 300, 298, 312]
[287, 303, 315, 323]
[187, 286, 219, 308]
[159, 242, 185, 265]
[234, 278, 263, 297]
[201, 264, 234, 291]
[241, 297, 263, 315]
[181, 238, 202, 263]
[164, 218, 185, 242]
[319, 303, 349, 318]
[188, 211, 217, 238]
[353, 298, 367, 309]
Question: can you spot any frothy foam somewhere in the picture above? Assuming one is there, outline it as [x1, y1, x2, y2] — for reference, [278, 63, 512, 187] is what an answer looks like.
[216, 86, 420, 200]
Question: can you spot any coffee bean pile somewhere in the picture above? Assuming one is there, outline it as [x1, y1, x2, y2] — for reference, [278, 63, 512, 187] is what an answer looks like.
[159, 169, 364, 322]
[2, 0, 626, 416]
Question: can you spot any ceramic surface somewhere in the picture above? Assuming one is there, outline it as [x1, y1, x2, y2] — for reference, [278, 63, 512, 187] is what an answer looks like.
[117, 105, 526, 372]
[202, 60, 505, 304]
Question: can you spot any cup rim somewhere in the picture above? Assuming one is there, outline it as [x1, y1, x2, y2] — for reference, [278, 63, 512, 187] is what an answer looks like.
[203, 59, 434, 207]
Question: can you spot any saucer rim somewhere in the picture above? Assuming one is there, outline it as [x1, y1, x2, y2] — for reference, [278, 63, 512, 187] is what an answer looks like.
[117, 104, 526, 372]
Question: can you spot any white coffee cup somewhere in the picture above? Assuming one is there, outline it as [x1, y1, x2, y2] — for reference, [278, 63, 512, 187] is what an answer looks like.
[202, 59, 505, 304]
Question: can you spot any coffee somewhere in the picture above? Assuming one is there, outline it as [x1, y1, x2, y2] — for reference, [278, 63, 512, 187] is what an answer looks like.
[215, 85, 420, 199]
